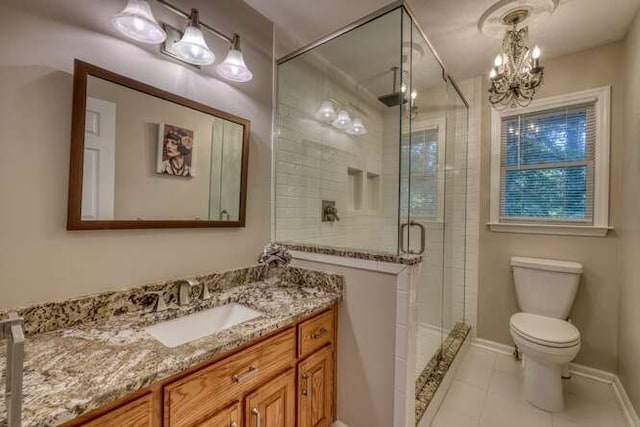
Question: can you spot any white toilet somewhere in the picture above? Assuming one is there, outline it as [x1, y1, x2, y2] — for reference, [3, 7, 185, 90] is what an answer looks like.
[509, 256, 583, 413]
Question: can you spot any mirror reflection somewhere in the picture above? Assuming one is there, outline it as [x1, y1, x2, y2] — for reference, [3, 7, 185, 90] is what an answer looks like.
[82, 75, 244, 222]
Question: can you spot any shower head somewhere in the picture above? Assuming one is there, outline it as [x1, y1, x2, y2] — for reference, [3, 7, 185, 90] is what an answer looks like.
[377, 92, 407, 107]
[377, 66, 407, 107]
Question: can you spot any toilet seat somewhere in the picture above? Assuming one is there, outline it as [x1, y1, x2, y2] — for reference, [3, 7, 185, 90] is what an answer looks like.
[510, 312, 580, 348]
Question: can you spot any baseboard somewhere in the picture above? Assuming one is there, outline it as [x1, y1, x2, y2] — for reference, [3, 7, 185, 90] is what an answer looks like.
[613, 375, 640, 427]
[470, 337, 640, 427]
[470, 337, 514, 356]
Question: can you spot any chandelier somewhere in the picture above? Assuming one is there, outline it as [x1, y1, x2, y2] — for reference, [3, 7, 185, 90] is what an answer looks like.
[488, 10, 544, 109]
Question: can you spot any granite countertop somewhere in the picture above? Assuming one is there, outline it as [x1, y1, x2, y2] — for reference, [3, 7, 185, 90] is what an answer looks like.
[276, 241, 423, 266]
[0, 266, 343, 426]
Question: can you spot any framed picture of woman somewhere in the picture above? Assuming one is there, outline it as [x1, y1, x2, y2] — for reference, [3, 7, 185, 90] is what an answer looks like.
[156, 123, 195, 177]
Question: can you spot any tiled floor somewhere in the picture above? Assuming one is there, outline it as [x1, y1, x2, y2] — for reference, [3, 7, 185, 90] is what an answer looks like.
[432, 345, 629, 427]
[416, 324, 442, 375]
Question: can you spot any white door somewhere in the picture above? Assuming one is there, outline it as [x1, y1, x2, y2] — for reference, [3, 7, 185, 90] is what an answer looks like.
[82, 97, 116, 220]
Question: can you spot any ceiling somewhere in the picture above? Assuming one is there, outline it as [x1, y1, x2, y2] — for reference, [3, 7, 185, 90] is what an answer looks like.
[245, 0, 640, 80]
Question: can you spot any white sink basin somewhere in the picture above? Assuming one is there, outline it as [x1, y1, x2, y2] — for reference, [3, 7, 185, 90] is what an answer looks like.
[145, 303, 263, 348]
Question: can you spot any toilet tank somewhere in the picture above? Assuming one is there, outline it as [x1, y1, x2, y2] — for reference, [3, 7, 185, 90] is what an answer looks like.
[511, 257, 582, 319]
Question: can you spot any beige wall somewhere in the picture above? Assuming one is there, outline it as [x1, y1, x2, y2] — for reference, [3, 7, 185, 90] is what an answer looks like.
[0, 0, 273, 309]
[619, 11, 640, 410]
[291, 259, 397, 427]
[477, 42, 624, 371]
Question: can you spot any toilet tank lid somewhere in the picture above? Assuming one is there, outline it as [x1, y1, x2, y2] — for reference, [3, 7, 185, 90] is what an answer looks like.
[511, 257, 583, 274]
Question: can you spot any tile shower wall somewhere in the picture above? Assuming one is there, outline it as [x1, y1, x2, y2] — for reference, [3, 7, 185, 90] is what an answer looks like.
[275, 53, 396, 251]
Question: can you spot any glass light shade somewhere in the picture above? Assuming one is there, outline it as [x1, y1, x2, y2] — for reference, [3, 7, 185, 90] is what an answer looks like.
[332, 110, 352, 130]
[216, 49, 253, 82]
[494, 54, 503, 67]
[315, 101, 337, 122]
[347, 118, 367, 136]
[173, 26, 215, 65]
[111, 0, 166, 44]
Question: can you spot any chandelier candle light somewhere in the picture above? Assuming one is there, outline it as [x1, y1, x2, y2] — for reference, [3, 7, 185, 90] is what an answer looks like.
[488, 9, 544, 109]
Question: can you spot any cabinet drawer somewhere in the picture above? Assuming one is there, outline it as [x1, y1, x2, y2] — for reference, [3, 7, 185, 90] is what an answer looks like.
[83, 393, 152, 427]
[164, 328, 296, 427]
[298, 311, 334, 358]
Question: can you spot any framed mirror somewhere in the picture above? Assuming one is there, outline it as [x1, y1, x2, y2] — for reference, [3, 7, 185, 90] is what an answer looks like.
[67, 60, 250, 230]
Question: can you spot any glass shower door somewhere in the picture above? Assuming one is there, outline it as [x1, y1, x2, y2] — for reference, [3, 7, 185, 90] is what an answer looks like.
[400, 15, 450, 377]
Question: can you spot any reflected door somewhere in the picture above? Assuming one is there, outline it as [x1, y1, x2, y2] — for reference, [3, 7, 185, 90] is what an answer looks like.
[82, 97, 116, 220]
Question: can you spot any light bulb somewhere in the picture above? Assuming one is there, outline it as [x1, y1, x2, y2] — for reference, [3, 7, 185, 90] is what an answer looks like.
[315, 101, 337, 122]
[347, 118, 368, 136]
[410, 90, 417, 101]
[489, 68, 497, 79]
[401, 83, 407, 93]
[494, 54, 503, 67]
[111, 0, 166, 44]
[173, 10, 215, 65]
[216, 34, 253, 82]
[332, 110, 352, 130]
[532, 46, 541, 59]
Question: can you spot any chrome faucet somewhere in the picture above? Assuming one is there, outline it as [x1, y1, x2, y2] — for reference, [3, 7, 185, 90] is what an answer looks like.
[178, 279, 199, 306]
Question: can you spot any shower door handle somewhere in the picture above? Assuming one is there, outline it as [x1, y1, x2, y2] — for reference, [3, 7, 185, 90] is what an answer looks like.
[412, 221, 426, 255]
[400, 221, 426, 255]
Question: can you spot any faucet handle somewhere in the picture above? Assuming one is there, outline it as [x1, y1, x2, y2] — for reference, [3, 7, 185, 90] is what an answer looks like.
[148, 291, 168, 312]
[201, 283, 211, 300]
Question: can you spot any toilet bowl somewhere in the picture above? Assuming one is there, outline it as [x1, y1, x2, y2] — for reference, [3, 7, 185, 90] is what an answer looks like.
[510, 312, 580, 412]
[510, 257, 583, 412]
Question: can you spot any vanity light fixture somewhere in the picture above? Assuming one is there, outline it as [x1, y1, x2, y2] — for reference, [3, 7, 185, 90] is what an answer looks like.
[111, 0, 254, 82]
[347, 118, 368, 136]
[216, 34, 253, 82]
[315, 100, 338, 122]
[172, 9, 215, 65]
[332, 110, 353, 130]
[111, 0, 167, 44]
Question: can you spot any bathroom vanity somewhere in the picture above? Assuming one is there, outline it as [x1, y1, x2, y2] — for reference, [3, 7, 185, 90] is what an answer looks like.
[0, 265, 343, 426]
[66, 308, 336, 427]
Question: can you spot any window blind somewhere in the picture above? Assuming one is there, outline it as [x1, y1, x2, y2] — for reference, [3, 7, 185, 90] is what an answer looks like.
[500, 102, 596, 224]
[400, 128, 439, 217]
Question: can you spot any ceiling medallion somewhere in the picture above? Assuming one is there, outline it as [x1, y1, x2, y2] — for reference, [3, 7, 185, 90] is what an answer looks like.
[488, 9, 544, 109]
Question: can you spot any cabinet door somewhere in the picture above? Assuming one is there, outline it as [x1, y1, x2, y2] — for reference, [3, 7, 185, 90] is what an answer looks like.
[83, 393, 153, 427]
[195, 401, 241, 427]
[297, 346, 333, 427]
[244, 369, 295, 427]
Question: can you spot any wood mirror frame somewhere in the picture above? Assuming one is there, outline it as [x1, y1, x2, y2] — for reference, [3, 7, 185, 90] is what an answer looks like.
[67, 60, 250, 230]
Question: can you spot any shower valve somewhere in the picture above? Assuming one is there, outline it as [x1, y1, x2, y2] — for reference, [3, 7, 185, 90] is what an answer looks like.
[322, 200, 340, 222]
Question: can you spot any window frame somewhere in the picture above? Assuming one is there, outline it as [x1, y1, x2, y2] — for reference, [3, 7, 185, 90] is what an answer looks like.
[489, 86, 611, 237]
[401, 117, 447, 222]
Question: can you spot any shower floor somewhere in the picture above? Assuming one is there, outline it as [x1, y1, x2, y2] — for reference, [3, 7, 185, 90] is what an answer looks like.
[416, 324, 445, 375]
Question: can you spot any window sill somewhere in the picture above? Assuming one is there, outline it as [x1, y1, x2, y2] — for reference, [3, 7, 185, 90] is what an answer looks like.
[487, 222, 612, 237]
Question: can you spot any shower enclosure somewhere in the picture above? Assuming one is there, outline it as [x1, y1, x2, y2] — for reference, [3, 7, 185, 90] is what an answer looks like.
[275, 3, 468, 424]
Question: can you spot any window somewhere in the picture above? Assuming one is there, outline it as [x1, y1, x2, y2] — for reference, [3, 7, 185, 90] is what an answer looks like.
[489, 87, 611, 236]
[400, 120, 445, 219]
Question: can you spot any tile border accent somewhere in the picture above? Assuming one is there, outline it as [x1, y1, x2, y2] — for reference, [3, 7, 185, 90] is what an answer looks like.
[290, 250, 408, 274]
[276, 241, 423, 266]
[470, 337, 640, 427]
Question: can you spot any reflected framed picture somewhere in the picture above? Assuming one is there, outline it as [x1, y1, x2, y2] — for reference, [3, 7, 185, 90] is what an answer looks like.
[156, 123, 195, 177]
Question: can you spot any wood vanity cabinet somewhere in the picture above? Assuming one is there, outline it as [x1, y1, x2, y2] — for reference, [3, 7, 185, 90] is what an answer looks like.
[68, 306, 337, 427]
[245, 368, 296, 427]
[193, 402, 240, 427]
[297, 345, 333, 427]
